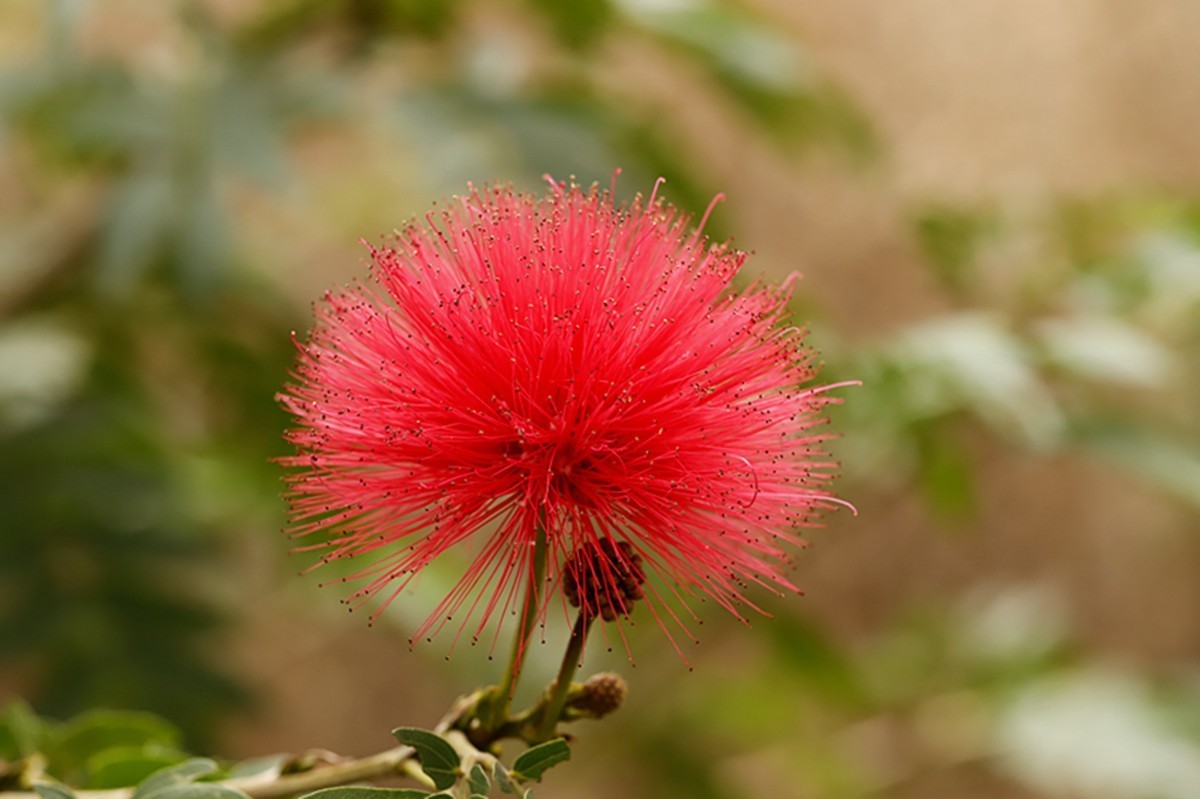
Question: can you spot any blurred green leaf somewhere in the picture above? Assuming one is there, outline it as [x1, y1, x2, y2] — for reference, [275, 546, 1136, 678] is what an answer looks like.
[132, 758, 218, 799]
[210, 71, 291, 187]
[622, 0, 875, 155]
[141, 786, 248, 799]
[526, 0, 614, 50]
[33, 783, 76, 799]
[95, 171, 174, 297]
[1036, 315, 1172, 388]
[86, 749, 190, 790]
[914, 207, 996, 296]
[47, 710, 182, 782]
[0, 700, 48, 760]
[1073, 421, 1200, 510]
[765, 616, 866, 709]
[298, 788, 431, 799]
[0, 391, 248, 742]
[173, 185, 232, 301]
[914, 425, 977, 522]
[15, 63, 162, 167]
[890, 313, 1064, 447]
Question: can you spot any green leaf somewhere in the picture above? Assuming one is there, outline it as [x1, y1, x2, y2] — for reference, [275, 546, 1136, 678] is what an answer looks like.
[468, 763, 489, 795]
[224, 755, 287, 781]
[510, 739, 570, 783]
[133, 758, 219, 799]
[390, 728, 459, 791]
[141, 785, 248, 799]
[620, 2, 874, 156]
[493, 762, 516, 794]
[33, 783, 76, 799]
[1074, 421, 1200, 510]
[0, 699, 47, 759]
[298, 788, 432, 799]
[172, 185, 231, 301]
[525, 0, 613, 49]
[766, 616, 864, 709]
[915, 428, 977, 522]
[86, 748, 189, 789]
[95, 170, 172, 296]
[914, 207, 995, 295]
[48, 711, 183, 779]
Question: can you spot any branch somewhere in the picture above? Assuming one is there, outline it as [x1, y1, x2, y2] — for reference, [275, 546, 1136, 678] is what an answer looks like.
[0, 696, 477, 799]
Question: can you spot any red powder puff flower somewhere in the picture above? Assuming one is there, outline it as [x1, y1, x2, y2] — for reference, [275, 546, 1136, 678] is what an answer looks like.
[279, 176, 851, 655]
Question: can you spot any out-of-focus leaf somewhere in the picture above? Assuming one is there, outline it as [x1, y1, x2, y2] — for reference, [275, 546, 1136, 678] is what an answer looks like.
[1072, 421, 1200, 510]
[239, 0, 460, 51]
[914, 207, 996, 295]
[0, 317, 91, 432]
[765, 615, 866, 709]
[173, 186, 232, 301]
[16, 64, 163, 167]
[132, 758, 218, 799]
[914, 425, 977, 522]
[611, 120, 729, 240]
[996, 670, 1200, 799]
[297, 787, 432, 799]
[140, 786, 248, 799]
[47, 710, 182, 780]
[619, 0, 875, 155]
[86, 748, 190, 790]
[33, 783, 75, 799]
[393, 87, 620, 193]
[890, 313, 1064, 448]
[0, 700, 48, 760]
[378, 0, 462, 38]
[957, 585, 1070, 690]
[95, 171, 173, 297]
[1132, 231, 1200, 316]
[526, 0, 614, 50]
[211, 74, 290, 187]
[1037, 315, 1172, 387]
[223, 756, 286, 781]
[393, 86, 730, 240]
[0, 384, 249, 745]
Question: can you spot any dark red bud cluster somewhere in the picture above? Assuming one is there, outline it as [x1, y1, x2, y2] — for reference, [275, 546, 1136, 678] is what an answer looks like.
[563, 539, 646, 622]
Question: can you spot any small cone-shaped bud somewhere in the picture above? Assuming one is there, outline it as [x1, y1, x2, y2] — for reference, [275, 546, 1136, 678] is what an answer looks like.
[563, 539, 646, 622]
[565, 671, 628, 720]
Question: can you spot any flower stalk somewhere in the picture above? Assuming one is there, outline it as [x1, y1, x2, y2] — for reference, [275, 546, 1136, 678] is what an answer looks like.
[479, 521, 547, 736]
[532, 611, 593, 742]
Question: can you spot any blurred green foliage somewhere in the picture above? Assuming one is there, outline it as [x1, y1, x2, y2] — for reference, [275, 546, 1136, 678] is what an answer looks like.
[1, 1, 1198, 798]
[835, 194, 1200, 522]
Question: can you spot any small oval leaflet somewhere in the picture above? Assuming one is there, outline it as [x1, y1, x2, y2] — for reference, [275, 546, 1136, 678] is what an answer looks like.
[391, 728, 460, 791]
[510, 739, 570, 783]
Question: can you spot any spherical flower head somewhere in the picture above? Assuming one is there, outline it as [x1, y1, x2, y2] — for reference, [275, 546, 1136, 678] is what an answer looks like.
[278, 177, 850, 655]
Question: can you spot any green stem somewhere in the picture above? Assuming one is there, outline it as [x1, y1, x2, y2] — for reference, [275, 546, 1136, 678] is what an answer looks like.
[487, 520, 548, 731]
[534, 611, 593, 741]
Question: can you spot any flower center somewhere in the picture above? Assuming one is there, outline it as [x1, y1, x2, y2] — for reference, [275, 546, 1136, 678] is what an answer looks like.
[503, 435, 601, 506]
